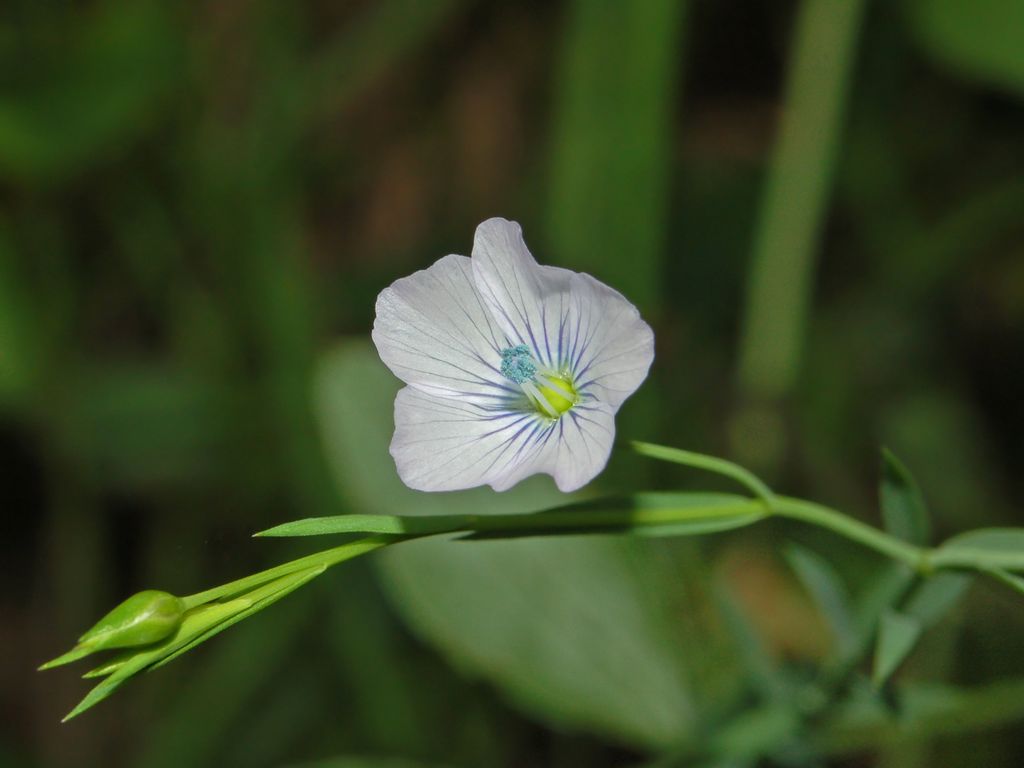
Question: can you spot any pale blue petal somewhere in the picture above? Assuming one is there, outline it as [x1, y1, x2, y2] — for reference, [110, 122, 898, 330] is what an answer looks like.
[372, 254, 517, 404]
[563, 273, 655, 410]
[391, 386, 550, 492]
[472, 218, 654, 410]
[546, 400, 618, 492]
[391, 388, 616, 493]
[471, 217, 574, 370]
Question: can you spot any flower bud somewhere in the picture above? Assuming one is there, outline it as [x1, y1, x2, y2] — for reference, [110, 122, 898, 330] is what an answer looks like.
[78, 590, 186, 651]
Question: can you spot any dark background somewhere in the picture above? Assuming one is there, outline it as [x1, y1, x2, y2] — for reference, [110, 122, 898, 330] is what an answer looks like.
[2, 1, 1023, 766]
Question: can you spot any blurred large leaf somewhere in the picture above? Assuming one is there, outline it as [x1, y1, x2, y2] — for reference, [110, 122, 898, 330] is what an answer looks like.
[908, 0, 1024, 96]
[0, 1, 181, 182]
[313, 342, 695, 748]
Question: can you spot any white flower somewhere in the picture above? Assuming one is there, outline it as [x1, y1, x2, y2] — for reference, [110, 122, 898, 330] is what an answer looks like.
[372, 217, 654, 493]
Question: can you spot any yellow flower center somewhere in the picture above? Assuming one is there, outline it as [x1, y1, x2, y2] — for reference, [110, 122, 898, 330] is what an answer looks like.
[532, 374, 577, 417]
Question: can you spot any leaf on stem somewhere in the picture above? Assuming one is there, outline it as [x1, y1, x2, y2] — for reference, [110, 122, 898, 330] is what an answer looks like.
[932, 528, 1024, 572]
[712, 585, 795, 705]
[257, 493, 768, 541]
[902, 572, 971, 627]
[981, 567, 1024, 597]
[632, 441, 775, 503]
[256, 514, 464, 538]
[871, 609, 922, 687]
[784, 545, 856, 657]
[879, 449, 931, 546]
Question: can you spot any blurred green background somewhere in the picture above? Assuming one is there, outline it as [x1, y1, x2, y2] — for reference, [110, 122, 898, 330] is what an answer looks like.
[3, 0, 1024, 766]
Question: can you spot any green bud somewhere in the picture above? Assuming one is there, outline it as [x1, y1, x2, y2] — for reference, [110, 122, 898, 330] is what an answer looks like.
[78, 590, 186, 651]
[40, 590, 187, 671]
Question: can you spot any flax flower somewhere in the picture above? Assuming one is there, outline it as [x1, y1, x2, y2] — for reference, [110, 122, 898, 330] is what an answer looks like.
[372, 218, 654, 492]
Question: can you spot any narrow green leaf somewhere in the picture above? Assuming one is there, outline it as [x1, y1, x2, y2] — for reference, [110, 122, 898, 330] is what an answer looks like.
[785, 544, 856, 656]
[63, 566, 328, 720]
[38, 644, 98, 672]
[632, 442, 775, 503]
[62, 599, 249, 721]
[149, 565, 327, 671]
[709, 706, 800, 762]
[932, 528, 1024, 572]
[982, 568, 1024, 597]
[879, 449, 930, 545]
[713, 585, 794, 705]
[257, 493, 767, 540]
[818, 678, 1024, 755]
[902, 572, 971, 627]
[181, 536, 393, 608]
[872, 610, 923, 687]
[82, 656, 129, 680]
[256, 514, 464, 538]
[851, 563, 915, 656]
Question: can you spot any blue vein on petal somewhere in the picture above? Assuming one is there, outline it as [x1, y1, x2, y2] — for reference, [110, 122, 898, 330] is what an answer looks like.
[436, 415, 548, 487]
[405, 402, 546, 486]
[387, 265, 518, 394]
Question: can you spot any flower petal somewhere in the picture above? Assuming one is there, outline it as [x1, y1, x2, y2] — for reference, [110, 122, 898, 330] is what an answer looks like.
[391, 386, 546, 492]
[471, 217, 574, 370]
[472, 217, 653, 409]
[563, 272, 655, 410]
[391, 387, 615, 493]
[546, 400, 618, 492]
[372, 254, 517, 404]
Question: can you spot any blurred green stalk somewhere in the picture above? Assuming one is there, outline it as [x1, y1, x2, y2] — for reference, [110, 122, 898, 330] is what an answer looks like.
[734, 0, 866, 464]
[546, 0, 687, 484]
[546, 0, 686, 311]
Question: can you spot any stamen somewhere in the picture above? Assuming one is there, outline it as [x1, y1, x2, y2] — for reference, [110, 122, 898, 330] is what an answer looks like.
[499, 344, 536, 384]
[499, 345, 578, 418]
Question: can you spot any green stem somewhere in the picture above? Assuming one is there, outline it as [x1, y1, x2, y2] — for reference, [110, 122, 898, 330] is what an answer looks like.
[771, 496, 928, 572]
[631, 441, 928, 570]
